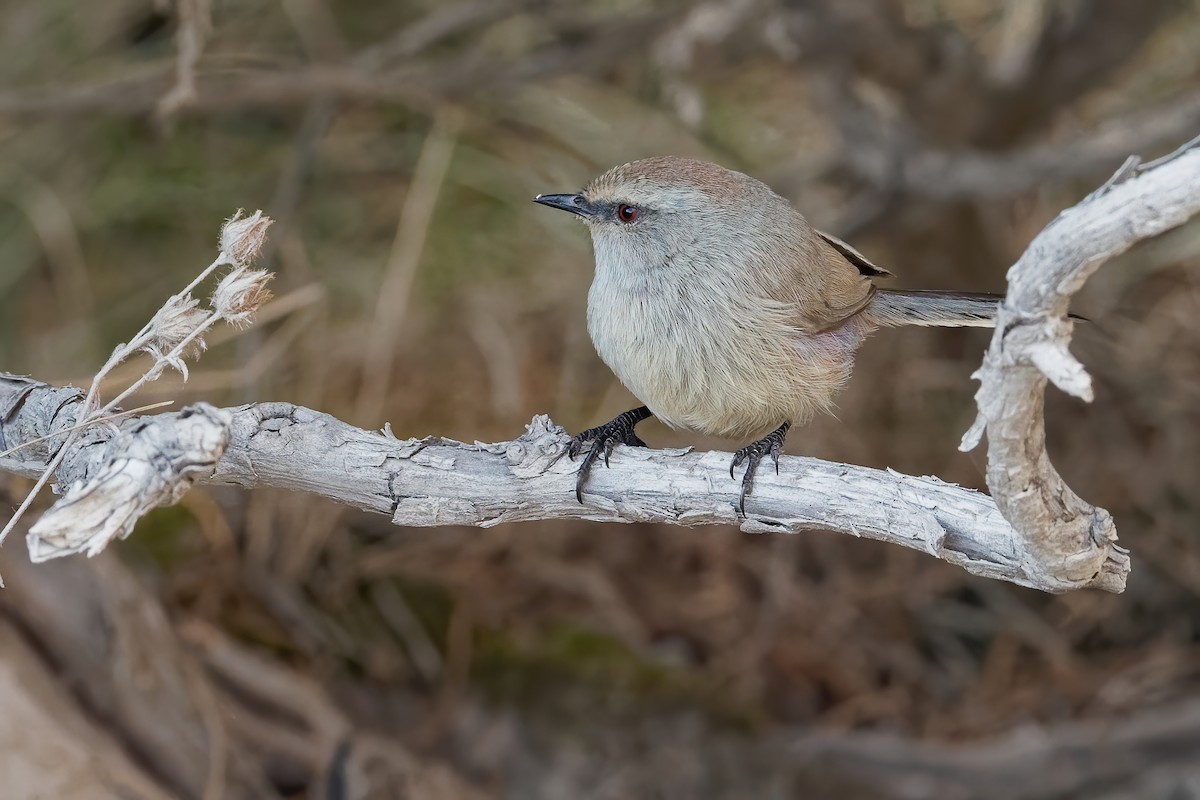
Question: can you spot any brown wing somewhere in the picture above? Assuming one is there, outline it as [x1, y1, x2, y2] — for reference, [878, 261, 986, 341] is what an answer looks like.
[762, 228, 886, 334]
[816, 230, 893, 277]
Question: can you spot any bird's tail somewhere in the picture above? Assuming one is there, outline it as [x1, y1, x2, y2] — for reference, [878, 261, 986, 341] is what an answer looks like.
[867, 289, 1001, 328]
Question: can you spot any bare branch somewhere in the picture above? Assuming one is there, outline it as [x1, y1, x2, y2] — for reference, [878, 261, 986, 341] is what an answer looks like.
[835, 92, 1200, 200]
[960, 137, 1200, 592]
[0, 377, 1123, 593]
[25, 404, 230, 561]
[0, 10, 673, 120]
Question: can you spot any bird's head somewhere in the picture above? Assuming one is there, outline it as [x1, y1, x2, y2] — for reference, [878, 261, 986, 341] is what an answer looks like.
[534, 156, 780, 279]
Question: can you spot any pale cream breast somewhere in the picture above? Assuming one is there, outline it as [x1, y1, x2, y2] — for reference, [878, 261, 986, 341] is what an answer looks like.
[587, 274, 869, 440]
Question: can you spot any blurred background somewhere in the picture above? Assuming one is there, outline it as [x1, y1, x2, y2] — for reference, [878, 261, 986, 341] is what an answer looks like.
[1, 1, 1200, 798]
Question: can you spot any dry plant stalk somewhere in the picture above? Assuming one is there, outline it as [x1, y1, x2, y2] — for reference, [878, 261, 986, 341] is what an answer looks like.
[0, 210, 274, 560]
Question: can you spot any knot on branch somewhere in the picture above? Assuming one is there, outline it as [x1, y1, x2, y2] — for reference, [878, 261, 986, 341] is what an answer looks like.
[503, 414, 574, 478]
[1003, 310, 1093, 400]
[27, 403, 232, 562]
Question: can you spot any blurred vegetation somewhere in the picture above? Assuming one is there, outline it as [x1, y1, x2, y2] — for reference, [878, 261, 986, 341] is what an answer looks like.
[2, 0, 1200, 797]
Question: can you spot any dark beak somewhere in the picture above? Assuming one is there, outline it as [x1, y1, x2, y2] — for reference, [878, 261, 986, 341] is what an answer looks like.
[533, 193, 594, 219]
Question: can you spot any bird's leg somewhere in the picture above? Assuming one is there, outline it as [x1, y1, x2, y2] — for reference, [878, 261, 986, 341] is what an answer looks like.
[567, 405, 653, 503]
[729, 421, 791, 514]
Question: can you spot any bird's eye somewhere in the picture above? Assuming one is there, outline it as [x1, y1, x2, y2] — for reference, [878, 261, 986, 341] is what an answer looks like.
[617, 204, 638, 223]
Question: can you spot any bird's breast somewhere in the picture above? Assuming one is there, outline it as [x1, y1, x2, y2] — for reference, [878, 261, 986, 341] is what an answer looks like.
[586, 273, 866, 440]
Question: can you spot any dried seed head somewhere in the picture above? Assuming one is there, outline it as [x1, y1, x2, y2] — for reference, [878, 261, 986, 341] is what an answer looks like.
[211, 267, 274, 327]
[219, 209, 273, 266]
[146, 293, 209, 360]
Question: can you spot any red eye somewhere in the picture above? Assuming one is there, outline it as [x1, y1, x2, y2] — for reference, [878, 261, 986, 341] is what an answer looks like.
[617, 204, 638, 223]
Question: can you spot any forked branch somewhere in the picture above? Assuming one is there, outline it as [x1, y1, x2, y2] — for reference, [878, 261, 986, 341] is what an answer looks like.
[960, 135, 1200, 592]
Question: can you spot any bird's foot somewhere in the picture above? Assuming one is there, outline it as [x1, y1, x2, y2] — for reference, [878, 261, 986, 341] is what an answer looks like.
[729, 422, 791, 514]
[567, 406, 653, 503]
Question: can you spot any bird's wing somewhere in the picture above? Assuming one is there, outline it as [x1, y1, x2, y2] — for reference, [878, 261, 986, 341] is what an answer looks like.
[764, 228, 887, 334]
[816, 230, 893, 277]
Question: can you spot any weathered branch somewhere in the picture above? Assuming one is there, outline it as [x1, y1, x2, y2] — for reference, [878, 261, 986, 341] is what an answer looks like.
[959, 136, 1200, 592]
[0, 375, 1109, 593]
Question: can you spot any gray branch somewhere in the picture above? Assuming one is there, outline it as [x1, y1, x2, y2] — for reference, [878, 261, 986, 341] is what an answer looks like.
[959, 136, 1200, 592]
[0, 380, 1066, 591]
[4, 138, 1200, 594]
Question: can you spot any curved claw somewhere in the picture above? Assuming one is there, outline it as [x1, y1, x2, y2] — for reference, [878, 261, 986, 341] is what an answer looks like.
[737, 459, 757, 514]
[728, 450, 745, 480]
[568, 433, 600, 500]
[567, 406, 653, 504]
[728, 422, 792, 515]
[567, 426, 600, 461]
[729, 447, 762, 515]
[603, 438, 618, 468]
[572, 436, 606, 503]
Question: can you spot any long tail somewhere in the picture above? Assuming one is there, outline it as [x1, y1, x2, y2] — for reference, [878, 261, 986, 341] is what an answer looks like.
[867, 289, 1001, 328]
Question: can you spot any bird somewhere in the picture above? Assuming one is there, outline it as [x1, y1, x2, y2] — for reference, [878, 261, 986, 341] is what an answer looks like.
[534, 156, 1003, 512]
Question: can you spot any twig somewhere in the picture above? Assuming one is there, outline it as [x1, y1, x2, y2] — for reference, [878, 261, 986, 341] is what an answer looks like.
[0, 401, 174, 459]
[156, 0, 214, 124]
[0, 9, 676, 119]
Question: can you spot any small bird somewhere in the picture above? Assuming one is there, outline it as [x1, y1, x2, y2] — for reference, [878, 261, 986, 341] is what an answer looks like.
[535, 156, 1001, 511]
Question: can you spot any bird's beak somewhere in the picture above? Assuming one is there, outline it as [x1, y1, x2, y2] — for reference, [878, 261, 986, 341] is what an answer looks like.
[533, 193, 594, 219]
